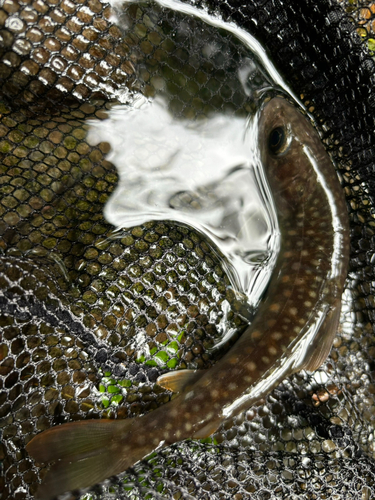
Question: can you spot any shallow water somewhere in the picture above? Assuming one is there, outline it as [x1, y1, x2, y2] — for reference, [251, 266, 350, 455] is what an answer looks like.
[87, 0, 302, 307]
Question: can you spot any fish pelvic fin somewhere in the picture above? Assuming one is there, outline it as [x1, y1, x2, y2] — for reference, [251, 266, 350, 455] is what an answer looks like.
[26, 418, 148, 500]
[192, 417, 223, 439]
[157, 369, 206, 393]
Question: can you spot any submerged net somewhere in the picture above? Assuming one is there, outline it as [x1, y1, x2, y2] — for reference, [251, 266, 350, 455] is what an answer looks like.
[1, 0, 375, 498]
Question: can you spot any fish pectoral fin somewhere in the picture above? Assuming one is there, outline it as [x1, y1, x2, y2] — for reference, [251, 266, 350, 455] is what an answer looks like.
[157, 369, 206, 393]
[300, 302, 341, 373]
[192, 418, 223, 439]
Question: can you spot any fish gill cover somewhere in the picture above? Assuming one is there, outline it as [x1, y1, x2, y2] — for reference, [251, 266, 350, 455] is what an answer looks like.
[0, 0, 375, 499]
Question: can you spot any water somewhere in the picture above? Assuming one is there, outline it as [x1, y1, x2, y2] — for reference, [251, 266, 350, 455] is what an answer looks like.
[88, 0, 300, 307]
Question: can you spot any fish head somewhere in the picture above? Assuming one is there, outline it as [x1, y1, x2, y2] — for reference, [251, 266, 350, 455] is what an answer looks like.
[259, 97, 322, 216]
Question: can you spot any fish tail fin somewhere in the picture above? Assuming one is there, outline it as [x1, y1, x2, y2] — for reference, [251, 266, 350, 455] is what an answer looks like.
[26, 418, 146, 500]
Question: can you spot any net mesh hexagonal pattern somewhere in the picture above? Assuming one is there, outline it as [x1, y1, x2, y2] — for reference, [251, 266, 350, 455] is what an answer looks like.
[1, 0, 375, 499]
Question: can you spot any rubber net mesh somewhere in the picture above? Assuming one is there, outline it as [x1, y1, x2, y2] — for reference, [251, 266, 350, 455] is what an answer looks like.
[1, 0, 375, 498]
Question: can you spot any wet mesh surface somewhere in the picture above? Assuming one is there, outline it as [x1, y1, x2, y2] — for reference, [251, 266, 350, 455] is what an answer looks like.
[1, 0, 375, 499]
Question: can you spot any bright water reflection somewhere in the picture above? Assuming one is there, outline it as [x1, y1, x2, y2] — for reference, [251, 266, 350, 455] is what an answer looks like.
[87, 0, 293, 307]
[88, 96, 278, 303]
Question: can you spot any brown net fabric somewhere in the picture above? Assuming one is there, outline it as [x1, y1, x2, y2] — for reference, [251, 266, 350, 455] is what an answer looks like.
[1, 0, 375, 499]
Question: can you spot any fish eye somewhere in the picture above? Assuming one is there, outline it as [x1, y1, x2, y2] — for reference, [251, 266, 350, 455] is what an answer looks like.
[268, 126, 289, 155]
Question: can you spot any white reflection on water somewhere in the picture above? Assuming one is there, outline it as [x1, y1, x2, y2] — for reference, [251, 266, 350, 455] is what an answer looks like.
[88, 96, 279, 306]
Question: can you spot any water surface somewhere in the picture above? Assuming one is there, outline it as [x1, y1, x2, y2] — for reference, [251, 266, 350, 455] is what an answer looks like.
[88, 0, 302, 308]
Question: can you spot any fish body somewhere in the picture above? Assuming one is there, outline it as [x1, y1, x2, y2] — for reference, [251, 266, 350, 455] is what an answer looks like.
[26, 98, 350, 499]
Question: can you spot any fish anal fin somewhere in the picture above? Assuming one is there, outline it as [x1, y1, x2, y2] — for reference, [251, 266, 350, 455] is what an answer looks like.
[192, 418, 223, 439]
[157, 369, 205, 393]
[301, 302, 341, 372]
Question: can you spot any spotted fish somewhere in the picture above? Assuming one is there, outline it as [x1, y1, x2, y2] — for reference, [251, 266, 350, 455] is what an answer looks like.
[26, 97, 350, 499]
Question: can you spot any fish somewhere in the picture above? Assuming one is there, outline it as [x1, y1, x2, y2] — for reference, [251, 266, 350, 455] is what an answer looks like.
[26, 97, 350, 499]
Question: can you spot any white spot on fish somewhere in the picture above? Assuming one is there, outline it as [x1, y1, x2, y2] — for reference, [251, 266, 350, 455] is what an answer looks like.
[268, 345, 277, 356]
[270, 303, 281, 313]
[251, 330, 261, 340]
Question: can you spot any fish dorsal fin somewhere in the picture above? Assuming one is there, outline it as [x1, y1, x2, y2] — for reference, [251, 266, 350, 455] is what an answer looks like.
[157, 369, 205, 393]
[299, 302, 341, 372]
